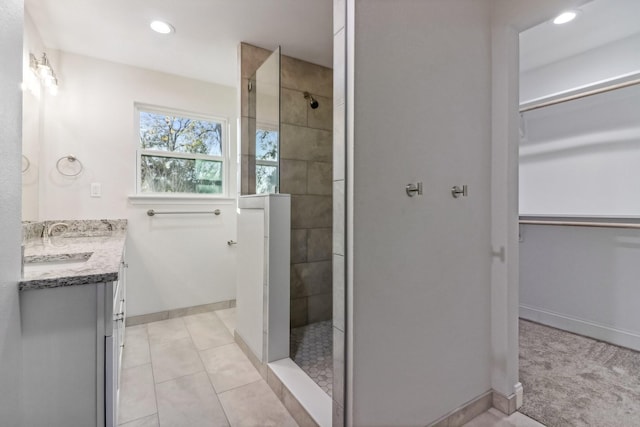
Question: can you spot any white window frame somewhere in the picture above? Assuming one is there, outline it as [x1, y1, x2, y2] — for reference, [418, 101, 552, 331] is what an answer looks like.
[134, 103, 230, 198]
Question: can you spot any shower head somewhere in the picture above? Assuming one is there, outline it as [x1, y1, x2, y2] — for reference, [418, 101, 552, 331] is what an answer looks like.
[304, 92, 319, 109]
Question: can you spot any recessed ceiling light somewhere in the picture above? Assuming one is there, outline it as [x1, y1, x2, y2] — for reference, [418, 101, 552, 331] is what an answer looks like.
[150, 20, 174, 34]
[553, 10, 579, 25]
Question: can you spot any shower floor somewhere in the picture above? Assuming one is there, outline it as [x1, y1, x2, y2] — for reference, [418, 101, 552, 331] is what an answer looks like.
[290, 320, 333, 397]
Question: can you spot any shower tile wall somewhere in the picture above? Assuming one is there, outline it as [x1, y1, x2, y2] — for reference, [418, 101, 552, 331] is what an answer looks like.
[239, 43, 333, 328]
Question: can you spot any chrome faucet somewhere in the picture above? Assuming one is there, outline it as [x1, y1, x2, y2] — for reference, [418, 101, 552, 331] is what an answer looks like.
[47, 222, 69, 237]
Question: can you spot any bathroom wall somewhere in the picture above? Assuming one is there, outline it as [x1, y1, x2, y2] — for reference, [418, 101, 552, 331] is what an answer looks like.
[0, 0, 24, 424]
[239, 43, 333, 328]
[22, 11, 45, 221]
[341, 1, 591, 424]
[346, 1, 493, 424]
[37, 50, 239, 316]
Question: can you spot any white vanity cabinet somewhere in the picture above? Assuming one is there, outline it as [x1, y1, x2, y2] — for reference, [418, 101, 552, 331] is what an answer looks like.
[105, 257, 127, 427]
[20, 255, 127, 427]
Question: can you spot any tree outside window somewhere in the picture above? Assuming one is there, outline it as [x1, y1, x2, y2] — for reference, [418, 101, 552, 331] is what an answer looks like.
[255, 127, 279, 194]
[137, 108, 226, 195]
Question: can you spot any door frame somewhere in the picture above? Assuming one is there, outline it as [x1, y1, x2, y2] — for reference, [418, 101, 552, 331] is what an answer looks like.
[489, 0, 592, 407]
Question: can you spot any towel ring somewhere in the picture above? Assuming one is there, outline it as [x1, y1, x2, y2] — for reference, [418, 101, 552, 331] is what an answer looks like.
[22, 155, 31, 173]
[56, 155, 84, 177]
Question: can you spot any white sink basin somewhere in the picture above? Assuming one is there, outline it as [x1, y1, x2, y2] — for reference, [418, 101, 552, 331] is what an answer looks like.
[24, 252, 93, 274]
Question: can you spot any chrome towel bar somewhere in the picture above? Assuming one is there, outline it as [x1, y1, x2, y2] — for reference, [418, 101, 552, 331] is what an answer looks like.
[147, 209, 221, 217]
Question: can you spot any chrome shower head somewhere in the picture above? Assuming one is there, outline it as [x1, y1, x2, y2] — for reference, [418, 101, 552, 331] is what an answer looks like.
[304, 92, 319, 109]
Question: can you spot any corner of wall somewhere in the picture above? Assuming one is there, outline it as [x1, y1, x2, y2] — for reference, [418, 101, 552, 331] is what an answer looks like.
[0, 0, 25, 425]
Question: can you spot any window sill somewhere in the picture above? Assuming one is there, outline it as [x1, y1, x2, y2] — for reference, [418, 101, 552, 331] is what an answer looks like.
[128, 194, 236, 205]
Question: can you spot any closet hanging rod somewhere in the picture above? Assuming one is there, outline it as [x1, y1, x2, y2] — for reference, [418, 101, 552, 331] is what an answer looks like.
[147, 209, 221, 217]
[520, 77, 640, 113]
[519, 220, 640, 230]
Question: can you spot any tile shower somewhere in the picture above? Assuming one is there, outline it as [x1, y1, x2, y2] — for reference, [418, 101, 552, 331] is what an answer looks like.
[290, 320, 333, 396]
[239, 42, 333, 395]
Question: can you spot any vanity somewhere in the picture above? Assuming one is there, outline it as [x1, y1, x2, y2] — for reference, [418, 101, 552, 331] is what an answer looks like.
[20, 220, 127, 427]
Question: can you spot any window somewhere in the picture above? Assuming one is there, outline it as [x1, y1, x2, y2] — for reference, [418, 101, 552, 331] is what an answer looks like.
[255, 125, 279, 194]
[136, 106, 227, 195]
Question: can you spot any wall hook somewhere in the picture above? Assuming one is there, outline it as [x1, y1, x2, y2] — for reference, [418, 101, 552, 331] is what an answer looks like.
[491, 246, 505, 262]
[406, 182, 423, 197]
[451, 185, 468, 198]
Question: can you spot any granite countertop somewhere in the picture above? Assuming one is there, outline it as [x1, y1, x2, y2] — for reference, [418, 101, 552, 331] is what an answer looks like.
[19, 220, 127, 291]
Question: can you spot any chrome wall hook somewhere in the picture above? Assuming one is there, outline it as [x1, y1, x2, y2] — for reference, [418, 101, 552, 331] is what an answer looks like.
[491, 246, 505, 262]
[406, 182, 423, 197]
[451, 185, 468, 198]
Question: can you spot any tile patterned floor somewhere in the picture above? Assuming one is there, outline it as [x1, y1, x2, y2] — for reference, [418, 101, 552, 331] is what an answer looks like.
[120, 309, 539, 427]
[118, 308, 298, 427]
[290, 320, 333, 397]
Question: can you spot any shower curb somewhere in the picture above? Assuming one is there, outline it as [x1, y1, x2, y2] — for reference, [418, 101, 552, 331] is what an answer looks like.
[235, 331, 324, 427]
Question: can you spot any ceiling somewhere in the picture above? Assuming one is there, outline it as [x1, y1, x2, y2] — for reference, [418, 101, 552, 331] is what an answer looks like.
[26, 0, 640, 86]
[520, 0, 640, 72]
[25, 0, 333, 88]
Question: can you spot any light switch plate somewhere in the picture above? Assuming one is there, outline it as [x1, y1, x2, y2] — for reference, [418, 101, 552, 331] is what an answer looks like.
[91, 182, 101, 197]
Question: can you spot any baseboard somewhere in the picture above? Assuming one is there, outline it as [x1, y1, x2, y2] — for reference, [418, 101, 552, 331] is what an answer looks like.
[234, 332, 329, 427]
[520, 304, 640, 352]
[126, 299, 236, 326]
[492, 383, 522, 416]
[234, 330, 268, 379]
[429, 391, 493, 427]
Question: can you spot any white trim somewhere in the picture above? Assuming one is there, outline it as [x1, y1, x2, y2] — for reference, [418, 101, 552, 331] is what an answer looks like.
[135, 102, 229, 124]
[268, 358, 332, 427]
[520, 304, 640, 352]
[139, 149, 224, 163]
[255, 159, 278, 167]
[127, 194, 235, 205]
[515, 382, 523, 409]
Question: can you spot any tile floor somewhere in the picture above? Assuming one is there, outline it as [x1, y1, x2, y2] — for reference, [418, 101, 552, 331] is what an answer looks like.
[118, 308, 298, 427]
[120, 308, 544, 427]
[290, 320, 333, 397]
[463, 408, 545, 427]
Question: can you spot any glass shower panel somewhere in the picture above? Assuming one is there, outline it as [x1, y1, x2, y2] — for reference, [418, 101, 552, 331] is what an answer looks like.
[254, 47, 281, 194]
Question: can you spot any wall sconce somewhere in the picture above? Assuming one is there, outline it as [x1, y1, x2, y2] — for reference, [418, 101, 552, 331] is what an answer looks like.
[29, 52, 59, 95]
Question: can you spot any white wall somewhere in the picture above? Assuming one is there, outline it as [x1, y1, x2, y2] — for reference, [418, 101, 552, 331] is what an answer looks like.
[22, 11, 45, 221]
[235, 194, 291, 363]
[520, 84, 640, 216]
[38, 51, 238, 316]
[235, 206, 265, 359]
[521, 33, 640, 103]
[520, 222, 640, 351]
[348, 1, 493, 424]
[341, 1, 590, 423]
[0, 0, 24, 425]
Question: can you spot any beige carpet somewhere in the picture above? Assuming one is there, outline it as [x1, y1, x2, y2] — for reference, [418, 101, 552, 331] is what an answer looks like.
[519, 319, 640, 427]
